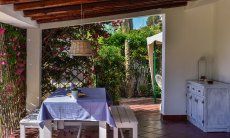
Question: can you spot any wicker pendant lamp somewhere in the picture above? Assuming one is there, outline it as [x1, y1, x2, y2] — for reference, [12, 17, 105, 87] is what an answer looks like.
[70, 40, 92, 56]
[69, 4, 92, 56]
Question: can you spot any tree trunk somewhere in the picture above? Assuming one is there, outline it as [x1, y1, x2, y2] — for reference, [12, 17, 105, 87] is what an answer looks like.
[122, 19, 133, 98]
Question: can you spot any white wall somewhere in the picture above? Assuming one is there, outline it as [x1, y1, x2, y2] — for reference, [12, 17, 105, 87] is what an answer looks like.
[213, 0, 230, 83]
[162, 4, 215, 115]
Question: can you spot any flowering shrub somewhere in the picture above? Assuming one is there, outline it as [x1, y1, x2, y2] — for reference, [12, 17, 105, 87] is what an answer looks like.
[0, 24, 26, 137]
[0, 28, 5, 35]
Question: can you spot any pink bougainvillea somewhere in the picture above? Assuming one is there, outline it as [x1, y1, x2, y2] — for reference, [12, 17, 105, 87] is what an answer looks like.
[0, 28, 5, 35]
[16, 68, 24, 75]
[0, 24, 27, 138]
[0, 61, 7, 65]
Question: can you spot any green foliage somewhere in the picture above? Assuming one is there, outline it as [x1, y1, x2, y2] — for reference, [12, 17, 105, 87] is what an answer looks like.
[154, 83, 161, 98]
[100, 18, 162, 97]
[138, 84, 148, 96]
[102, 23, 161, 62]
[96, 46, 124, 103]
[100, 32, 126, 49]
[147, 15, 162, 29]
[98, 46, 124, 62]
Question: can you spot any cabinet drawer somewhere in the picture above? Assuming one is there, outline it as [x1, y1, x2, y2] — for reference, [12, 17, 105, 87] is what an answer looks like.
[188, 85, 204, 96]
[187, 84, 195, 92]
[186, 84, 191, 91]
[195, 86, 204, 96]
[187, 84, 204, 97]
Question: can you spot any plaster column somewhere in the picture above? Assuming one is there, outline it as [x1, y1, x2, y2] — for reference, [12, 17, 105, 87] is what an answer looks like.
[26, 28, 42, 112]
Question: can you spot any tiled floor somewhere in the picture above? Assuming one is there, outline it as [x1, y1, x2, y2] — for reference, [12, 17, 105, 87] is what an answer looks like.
[11, 98, 230, 138]
[122, 98, 230, 138]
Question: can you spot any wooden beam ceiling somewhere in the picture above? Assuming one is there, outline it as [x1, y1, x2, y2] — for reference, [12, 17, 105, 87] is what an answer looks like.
[14, 0, 108, 11]
[0, 0, 194, 24]
[37, 2, 187, 23]
[24, 0, 154, 18]
[23, 0, 181, 18]
[0, 0, 39, 4]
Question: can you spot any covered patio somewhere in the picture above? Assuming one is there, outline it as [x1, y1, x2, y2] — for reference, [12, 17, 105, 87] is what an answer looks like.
[10, 98, 230, 138]
[1, 0, 230, 138]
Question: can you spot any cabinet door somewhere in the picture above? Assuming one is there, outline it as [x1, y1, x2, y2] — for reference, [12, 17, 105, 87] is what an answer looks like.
[196, 96, 204, 126]
[191, 95, 197, 120]
[206, 88, 230, 128]
[187, 92, 192, 117]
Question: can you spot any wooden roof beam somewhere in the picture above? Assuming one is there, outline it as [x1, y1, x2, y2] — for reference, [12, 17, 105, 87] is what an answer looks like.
[14, 0, 107, 11]
[37, 1, 187, 23]
[32, 1, 184, 21]
[24, 0, 187, 18]
[0, 0, 39, 5]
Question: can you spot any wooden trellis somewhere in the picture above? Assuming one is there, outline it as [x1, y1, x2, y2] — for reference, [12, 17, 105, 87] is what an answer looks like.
[41, 37, 95, 98]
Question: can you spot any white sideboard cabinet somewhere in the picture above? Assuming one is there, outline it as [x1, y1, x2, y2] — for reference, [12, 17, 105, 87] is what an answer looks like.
[186, 81, 230, 132]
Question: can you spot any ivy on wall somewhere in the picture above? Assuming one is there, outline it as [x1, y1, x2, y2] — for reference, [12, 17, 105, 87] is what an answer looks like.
[0, 23, 26, 137]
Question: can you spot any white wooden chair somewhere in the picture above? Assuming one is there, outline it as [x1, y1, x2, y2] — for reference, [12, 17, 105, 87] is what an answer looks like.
[155, 74, 162, 90]
[111, 106, 138, 138]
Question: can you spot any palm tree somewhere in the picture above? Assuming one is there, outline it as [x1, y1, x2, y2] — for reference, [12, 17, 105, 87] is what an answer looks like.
[122, 19, 133, 98]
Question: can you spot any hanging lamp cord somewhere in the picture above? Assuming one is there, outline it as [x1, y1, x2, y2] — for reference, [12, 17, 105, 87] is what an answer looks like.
[81, 3, 84, 40]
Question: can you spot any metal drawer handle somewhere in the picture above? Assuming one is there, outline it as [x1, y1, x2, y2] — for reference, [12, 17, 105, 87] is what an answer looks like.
[198, 90, 201, 92]
[192, 88, 195, 90]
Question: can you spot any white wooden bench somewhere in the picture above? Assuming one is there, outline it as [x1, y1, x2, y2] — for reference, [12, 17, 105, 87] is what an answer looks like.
[20, 109, 56, 138]
[56, 120, 83, 138]
[20, 109, 42, 138]
[111, 106, 138, 138]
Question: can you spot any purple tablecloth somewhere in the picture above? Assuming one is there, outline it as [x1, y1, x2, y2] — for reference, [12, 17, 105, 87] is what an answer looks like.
[38, 88, 115, 127]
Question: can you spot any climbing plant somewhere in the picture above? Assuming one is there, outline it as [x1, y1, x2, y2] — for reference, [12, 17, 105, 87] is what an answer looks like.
[42, 24, 110, 98]
[0, 23, 26, 137]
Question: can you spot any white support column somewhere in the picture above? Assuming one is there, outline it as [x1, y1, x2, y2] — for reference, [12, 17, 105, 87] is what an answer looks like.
[26, 28, 42, 112]
[161, 14, 166, 115]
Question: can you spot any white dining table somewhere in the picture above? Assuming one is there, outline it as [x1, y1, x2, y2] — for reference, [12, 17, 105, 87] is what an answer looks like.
[38, 88, 115, 138]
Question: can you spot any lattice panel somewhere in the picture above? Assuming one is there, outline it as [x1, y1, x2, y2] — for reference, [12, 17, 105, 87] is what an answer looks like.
[41, 36, 94, 98]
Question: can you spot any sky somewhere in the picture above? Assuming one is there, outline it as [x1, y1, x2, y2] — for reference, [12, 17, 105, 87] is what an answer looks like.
[133, 16, 148, 30]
